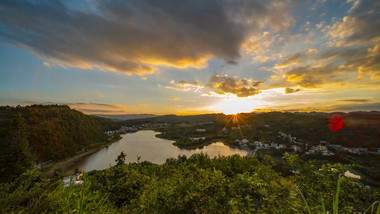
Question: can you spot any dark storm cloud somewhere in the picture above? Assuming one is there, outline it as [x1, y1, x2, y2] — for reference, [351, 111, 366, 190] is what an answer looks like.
[0, 0, 294, 75]
[207, 74, 263, 97]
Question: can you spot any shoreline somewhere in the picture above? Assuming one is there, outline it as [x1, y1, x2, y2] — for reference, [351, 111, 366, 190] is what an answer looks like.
[155, 134, 251, 152]
[44, 136, 122, 176]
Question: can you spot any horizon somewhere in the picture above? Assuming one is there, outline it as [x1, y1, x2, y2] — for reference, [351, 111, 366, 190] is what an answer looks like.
[2, 103, 380, 117]
[1, 0, 380, 115]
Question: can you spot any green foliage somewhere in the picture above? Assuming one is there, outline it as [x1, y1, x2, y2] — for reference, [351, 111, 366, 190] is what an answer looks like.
[0, 169, 115, 213]
[0, 154, 378, 213]
[299, 176, 380, 214]
[2, 113, 34, 180]
[115, 152, 126, 166]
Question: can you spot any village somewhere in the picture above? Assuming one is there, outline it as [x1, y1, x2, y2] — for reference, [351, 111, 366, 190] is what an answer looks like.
[183, 125, 378, 157]
[107, 122, 379, 158]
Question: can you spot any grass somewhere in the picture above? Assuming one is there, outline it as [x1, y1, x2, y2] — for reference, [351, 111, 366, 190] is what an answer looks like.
[298, 175, 380, 214]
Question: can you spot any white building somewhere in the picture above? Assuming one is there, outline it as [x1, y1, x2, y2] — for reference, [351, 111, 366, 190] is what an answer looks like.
[120, 126, 135, 132]
[236, 139, 249, 146]
[196, 129, 206, 132]
[190, 137, 206, 141]
[292, 145, 302, 152]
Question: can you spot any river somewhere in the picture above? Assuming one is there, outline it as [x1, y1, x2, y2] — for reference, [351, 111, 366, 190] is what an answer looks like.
[67, 130, 248, 172]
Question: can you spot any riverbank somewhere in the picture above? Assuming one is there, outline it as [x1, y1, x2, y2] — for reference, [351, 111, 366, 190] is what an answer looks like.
[43, 136, 122, 176]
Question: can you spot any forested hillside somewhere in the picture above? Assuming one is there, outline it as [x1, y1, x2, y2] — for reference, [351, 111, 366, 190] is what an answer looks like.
[130, 111, 380, 149]
[0, 105, 119, 181]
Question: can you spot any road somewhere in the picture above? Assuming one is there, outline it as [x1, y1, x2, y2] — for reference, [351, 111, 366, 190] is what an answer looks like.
[246, 147, 258, 157]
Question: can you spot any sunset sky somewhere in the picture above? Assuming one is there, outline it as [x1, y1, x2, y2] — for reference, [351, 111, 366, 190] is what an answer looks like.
[1, 0, 379, 115]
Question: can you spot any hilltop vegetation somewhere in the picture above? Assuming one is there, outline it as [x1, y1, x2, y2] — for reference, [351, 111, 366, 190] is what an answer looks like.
[0, 153, 378, 213]
[0, 105, 119, 181]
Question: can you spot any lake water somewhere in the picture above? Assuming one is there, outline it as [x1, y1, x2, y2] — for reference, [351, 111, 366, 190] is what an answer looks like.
[68, 130, 248, 172]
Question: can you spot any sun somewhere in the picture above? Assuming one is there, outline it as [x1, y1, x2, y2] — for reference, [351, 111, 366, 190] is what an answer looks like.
[210, 96, 259, 115]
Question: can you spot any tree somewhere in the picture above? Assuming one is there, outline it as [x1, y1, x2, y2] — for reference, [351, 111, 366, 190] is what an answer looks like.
[9, 113, 34, 178]
[115, 152, 126, 166]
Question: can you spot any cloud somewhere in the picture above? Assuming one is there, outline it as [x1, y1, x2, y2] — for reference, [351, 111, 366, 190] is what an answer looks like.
[284, 87, 301, 94]
[166, 80, 203, 92]
[67, 102, 127, 111]
[328, 0, 380, 47]
[275, 48, 319, 68]
[206, 74, 263, 97]
[272, 12, 380, 89]
[21, 102, 130, 114]
[338, 99, 371, 103]
[343, 44, 380, 79]
[266, 0, 380, 90]
[43, 62, 53, 67]
[0, 0, 295, 75]
[330, 102, 380, 112]
[275, 53, 304, 68]
[315, 21, 325, 29]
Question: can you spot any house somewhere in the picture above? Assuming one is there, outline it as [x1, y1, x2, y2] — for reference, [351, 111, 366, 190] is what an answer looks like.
[292, 145, 302, 152]
[196, 129, 206, 132]
[306, 145, 334, 156]
[270, 142, 278, 148]
[63, 173, 84, 187]
[253, 141, 263, 147]
[322, 150, 334, 156]
[222, 127, 228, 134]
[236, 139, 249, 146]
[348, 148, 360, 154]
[329, 144, 343, 150]
[190, 137, 206, 141]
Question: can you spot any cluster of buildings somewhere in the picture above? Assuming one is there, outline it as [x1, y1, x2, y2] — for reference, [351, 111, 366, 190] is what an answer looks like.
[305, 144, 334, 156]
[251, 141, 287, 150]
[105, 130, 119, 136]
[328, 144, 369, 155]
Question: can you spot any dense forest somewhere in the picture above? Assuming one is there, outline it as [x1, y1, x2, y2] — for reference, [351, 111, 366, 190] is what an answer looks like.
[0, 105, 119, 181]
[0, 153, 379, 213]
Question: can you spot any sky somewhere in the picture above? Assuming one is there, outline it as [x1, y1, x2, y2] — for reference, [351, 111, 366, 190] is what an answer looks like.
[0, 0, 379, 115]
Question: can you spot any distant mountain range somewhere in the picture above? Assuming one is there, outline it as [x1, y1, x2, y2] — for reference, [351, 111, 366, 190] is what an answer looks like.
[93, 114, 158, 120]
